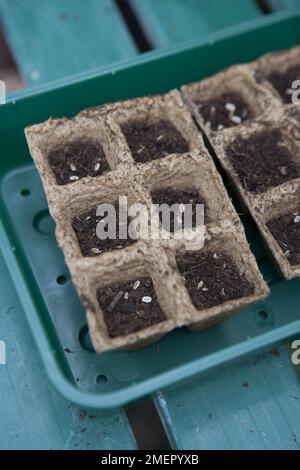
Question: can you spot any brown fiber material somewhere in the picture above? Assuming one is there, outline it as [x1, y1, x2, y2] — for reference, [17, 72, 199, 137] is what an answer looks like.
[183, 46, 300, 280]
[181, 64, 281, 138]
[211, 105, 300, 280]
[25, 90, 268, 353]
[255, 46, 300, 105]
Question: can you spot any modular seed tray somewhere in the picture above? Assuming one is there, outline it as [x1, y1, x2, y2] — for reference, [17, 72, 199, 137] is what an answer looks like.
[1, 11, 300, 409]
[183, 45, 300, 280]
[25, 90, 268, 352]
[212, 105, 300, 280]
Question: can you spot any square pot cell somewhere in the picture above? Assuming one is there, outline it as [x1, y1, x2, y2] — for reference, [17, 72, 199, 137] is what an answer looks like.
[176, 251, 255, 310]
[182, 64, 279, 136]
[102, 90, 202, 168]
[225, 128, 300, 194]
[212, 110, 300, 197]
[150, 187, 206, 233]
[141, 149, 237, 230]
[121, 119, 190, 164]
[72, 203, 137, 257]
[25, 114, 115, 196]
[173, 229, 269, 331]
[256, 46, 300, 104]
[47, 138, 110, 185]
[97, 277, 166, 338]
[75, 248, 179, 352]
[267, 210, 300, 267]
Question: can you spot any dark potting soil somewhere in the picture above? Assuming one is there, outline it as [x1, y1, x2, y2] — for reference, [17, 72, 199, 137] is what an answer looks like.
[72, 205, 136, 257]
[226, 129, 300, 193]
[267, 64, 300, 104]
[267, 211, 300, 266]
[121, 119, 190, 163]
[47, 139, 110, 185]
[97, 278, 166, 337]
[196, 92, 252, 131]
[176, 251, 255, 309]
[151, 188, 206, 233]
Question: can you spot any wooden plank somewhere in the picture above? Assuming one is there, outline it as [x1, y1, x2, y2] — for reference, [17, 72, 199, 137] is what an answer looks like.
[156, 348, 300, 450]
[128, 0, 263, 48]
[0, 0, 137, 85]
[0, 251, 137, 450]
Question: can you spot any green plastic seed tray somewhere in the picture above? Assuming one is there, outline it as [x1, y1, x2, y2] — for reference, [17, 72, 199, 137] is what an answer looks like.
[1, 10, 300, 410]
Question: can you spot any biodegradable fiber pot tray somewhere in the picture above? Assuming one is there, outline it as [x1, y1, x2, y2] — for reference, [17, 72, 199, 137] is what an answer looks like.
[1, 11, 300, 409]
[183, 46, 300, 280]
[25, 90, 268, 352]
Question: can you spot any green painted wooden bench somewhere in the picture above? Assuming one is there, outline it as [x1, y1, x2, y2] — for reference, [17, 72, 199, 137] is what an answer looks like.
[1, 0, 300, 450]
[128, 0, 262, 47]
[0, 0, 137, 85]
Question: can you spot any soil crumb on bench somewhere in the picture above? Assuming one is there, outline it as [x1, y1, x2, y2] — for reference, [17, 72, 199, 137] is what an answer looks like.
[121, 119, 189, 163]
[176, 251, 255, 309]
[151, 188, 206, 233]
[196, 92, 251, 131]
[72, 205, 136, 257]
[226, 129, 300, 193]
[47, 138, 109, 185]
[267, 211, 300, 266]
[97, 278, 166, 337]
[267, 64, 300, 104]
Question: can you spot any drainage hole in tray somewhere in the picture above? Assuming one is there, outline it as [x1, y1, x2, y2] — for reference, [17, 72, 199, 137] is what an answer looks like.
[258, 310, 269, 321]
[78, 324, 95, 353]
[33, 210, 55, 235]
[96, 374, 108, 386]
[255, 308, 274, 327]
[56, 275, 68, 285]
[20, 188, 30, 197]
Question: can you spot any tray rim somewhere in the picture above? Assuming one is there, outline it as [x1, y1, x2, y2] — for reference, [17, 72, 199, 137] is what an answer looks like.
[1, 9, 300, 409]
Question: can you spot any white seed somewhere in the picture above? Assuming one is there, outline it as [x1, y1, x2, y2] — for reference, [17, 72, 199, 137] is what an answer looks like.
[156, 134, 164, 141]
[69, 175, 79, 181]
[137, 146, 145, 154]
[179, 203, 185, 213]
[197, 281, 204, 289]
[280, 166, 287, 175]
[90, 247, 101, 254]
[86, 216, 91, 221]
[213, 253, 218, 259]
[94, 162, 100, 172]
[221, 288, 226, 296]
[70, 163, 77, 171]
[217, 124, 224, 130]
[133, 280, 140, 290]
[294, 215, 300, 224]
[177, 215, 183, 224]
[231, 115, 242, 124]
[225, 103, 236, 112]
[124, 292, 129, 300]
[202, 287, 209, 292]
[142, 296, 152, 303]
